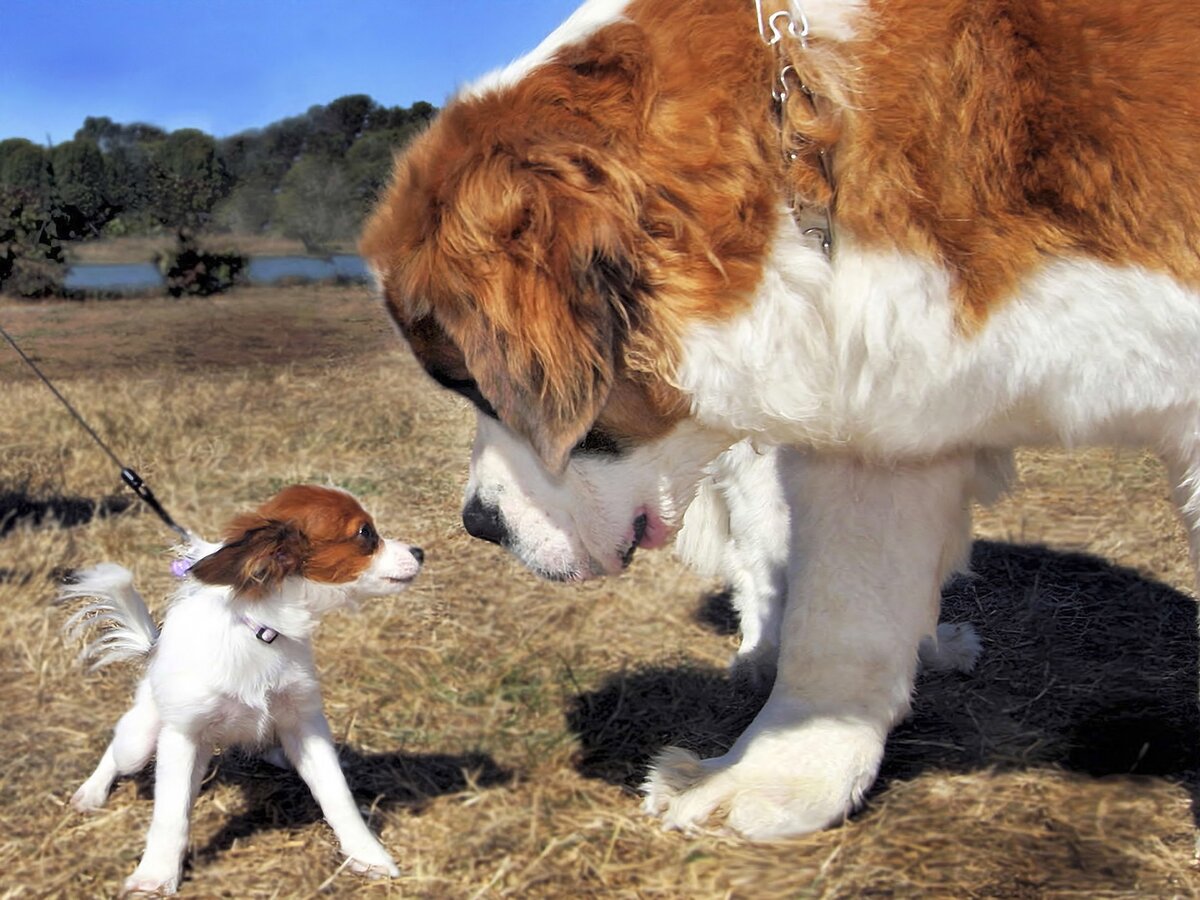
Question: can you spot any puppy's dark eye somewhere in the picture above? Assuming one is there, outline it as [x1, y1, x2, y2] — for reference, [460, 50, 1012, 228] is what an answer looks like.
[356, 522, 379, 552]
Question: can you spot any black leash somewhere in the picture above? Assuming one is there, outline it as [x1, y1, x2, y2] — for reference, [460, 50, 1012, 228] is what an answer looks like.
[0, 320, 192, 542]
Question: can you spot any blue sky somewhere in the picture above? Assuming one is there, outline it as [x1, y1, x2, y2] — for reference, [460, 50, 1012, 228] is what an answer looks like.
[1, 0, 583, 145]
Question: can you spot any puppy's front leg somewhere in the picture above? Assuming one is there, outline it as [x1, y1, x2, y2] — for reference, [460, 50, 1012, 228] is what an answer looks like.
[123, 726, 212, 896]
[279, 709, 399, 878]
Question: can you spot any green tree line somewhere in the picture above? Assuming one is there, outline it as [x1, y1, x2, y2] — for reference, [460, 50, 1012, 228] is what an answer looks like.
[0, 94, 434, 295]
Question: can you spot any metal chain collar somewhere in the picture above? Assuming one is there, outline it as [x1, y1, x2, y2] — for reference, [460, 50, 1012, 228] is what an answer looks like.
[754, 0, 837, 257]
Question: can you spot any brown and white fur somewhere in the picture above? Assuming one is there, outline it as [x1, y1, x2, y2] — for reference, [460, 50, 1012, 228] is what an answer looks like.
[63, 485, 423, 894]
[361, 0, 1200, 839]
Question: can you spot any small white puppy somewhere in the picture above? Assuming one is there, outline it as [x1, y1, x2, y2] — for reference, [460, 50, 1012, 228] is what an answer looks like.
[62, 484, 424, 896]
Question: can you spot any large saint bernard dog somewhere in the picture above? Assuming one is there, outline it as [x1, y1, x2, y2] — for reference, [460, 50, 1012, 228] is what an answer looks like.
[361, 0, 1200, 839]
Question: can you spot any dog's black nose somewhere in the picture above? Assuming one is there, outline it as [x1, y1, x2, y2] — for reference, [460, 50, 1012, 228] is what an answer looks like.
[410, 547, 424, 564]
[462, 495, 507, 546]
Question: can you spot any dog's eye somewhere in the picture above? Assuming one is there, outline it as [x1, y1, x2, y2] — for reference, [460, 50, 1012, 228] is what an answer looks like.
[573, 428, 622, 457]
[426, 369, 499, 420]
[356, 522, 379, 551]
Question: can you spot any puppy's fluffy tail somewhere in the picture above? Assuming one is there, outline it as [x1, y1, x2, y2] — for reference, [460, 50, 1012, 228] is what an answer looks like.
[60, 563, 159, 669]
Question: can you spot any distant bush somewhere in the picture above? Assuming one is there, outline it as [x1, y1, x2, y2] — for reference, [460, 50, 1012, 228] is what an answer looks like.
[3, 252, 67, 298]
[101, 210, 161, 239]
[0, 188, 67, 298]
[155, 230, 245, 297]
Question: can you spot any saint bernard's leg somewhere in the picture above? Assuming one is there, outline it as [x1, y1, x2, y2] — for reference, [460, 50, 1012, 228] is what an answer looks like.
[710, 442, 791, 688]
[644, 450, 975, 839]
[1163, 418, 1200, 585]
[1161, 416, 1200, 855]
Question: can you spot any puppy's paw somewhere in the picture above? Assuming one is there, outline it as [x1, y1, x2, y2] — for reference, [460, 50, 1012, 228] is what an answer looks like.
[70, 780, 110, 813]
[121, 866, 179, 896]
[344, 845, 400, 879]
[260, 745, 293, 770]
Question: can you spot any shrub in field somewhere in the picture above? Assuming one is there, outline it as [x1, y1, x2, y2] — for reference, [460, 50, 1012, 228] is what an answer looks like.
[2, 250, 67, 298]
[275, 156, 357, 252]
[155, 229, 246, 297]
[0, 189, 67, 298]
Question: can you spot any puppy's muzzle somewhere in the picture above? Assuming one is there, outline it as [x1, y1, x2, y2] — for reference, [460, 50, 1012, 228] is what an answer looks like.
[462, 495, 508, 546]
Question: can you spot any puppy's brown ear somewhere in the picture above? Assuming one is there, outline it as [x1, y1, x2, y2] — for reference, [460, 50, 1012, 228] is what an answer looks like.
[190, 520, 310, 599]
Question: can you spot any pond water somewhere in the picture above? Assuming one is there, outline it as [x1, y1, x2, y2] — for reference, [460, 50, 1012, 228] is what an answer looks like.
[63, 254, 370, 293]
[63, 262, 162, 292]
[246, 254, 368, 284]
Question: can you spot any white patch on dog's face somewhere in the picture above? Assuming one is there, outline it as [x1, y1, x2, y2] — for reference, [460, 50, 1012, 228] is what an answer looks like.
[357, 540, 424, 598]
[463, 412, 734, 581]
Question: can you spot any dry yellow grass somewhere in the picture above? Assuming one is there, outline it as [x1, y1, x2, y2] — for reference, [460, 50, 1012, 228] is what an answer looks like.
[1, 285, 1198, 898]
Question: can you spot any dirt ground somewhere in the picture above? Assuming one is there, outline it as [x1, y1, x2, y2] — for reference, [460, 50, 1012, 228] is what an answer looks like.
[1, 285, 1198, 898]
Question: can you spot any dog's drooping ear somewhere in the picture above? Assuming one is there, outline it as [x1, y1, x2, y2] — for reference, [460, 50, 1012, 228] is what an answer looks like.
[190, 521, 310, 599]
[460, 247, 649, 474]
[362, 23, 660, 474]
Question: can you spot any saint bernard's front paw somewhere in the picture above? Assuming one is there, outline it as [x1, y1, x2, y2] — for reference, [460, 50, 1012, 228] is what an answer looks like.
[641, 714, 886, 840]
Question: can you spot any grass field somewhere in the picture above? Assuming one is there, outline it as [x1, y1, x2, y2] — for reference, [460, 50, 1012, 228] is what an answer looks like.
[1, 284, 1198, 898]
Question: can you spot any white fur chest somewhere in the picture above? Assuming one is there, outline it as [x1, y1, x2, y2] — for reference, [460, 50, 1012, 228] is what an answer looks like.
[148, 592, 321, 747]
[676, 217, 1200, 459]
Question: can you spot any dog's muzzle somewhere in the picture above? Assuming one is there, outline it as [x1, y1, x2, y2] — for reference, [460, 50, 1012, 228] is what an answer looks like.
[462, 495, 508, 546]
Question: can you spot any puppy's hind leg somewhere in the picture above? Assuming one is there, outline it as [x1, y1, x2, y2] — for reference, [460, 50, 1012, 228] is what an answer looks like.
[73, 679, 160, 812]
[679, 442, 791, 692]
[122, 725, 212, 897]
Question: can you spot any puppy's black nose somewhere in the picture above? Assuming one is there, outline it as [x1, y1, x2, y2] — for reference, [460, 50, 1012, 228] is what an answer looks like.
[462, 495, 507, 546]
[410, 547, 425, 564]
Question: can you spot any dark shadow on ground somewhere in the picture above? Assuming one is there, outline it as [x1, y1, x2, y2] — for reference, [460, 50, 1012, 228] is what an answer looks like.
[186, 746, 510, 861]
[566, 661, 766, 789]
[0, 486, 132, 538]
[694, 587, 740, 637]
[566, 540, 1200, 795]
[885, 540, 1199, 785]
